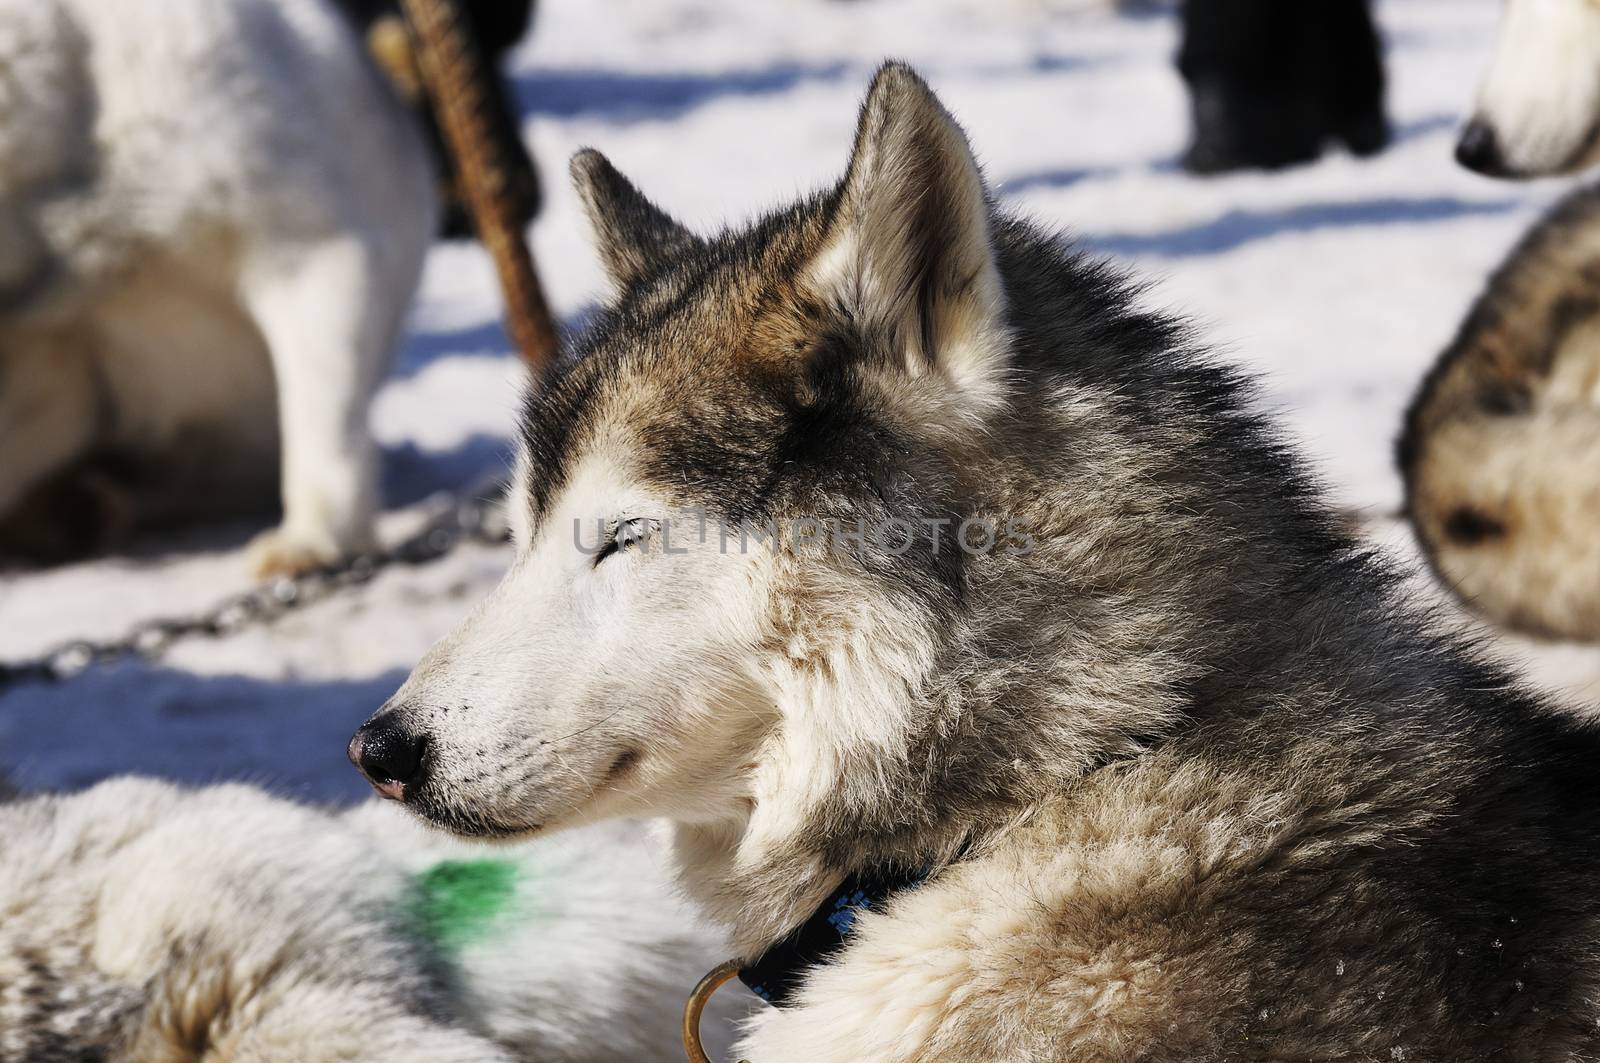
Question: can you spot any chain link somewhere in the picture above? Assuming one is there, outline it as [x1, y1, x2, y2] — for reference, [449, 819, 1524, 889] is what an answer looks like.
[0, 483, 512, 697]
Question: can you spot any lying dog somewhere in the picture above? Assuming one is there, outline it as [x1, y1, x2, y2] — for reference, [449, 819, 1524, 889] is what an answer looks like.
[0, 0, 530, 576]
[0, 777, 740, 1060]
[351, 63, 1600, 1058]
[1399, 186, 1600, 642]
[1403, 0, 1600, 640]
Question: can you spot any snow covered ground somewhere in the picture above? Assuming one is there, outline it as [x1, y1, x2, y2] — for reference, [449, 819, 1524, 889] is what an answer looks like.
[4, 0, 1598, 800]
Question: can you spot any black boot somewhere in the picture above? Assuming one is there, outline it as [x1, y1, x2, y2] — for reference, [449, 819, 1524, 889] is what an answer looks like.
[1178, 0, 1387, 174]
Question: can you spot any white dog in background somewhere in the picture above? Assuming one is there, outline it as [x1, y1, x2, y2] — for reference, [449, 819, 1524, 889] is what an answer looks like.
[0, 0, 436, 574]
[0, 778, 744, 1060]
[1457, 0, 1600, 177]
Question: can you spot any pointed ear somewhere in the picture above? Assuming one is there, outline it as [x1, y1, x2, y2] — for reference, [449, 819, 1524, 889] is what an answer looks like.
[808, 63, 1008, 405]
[570, 149, 701, 298]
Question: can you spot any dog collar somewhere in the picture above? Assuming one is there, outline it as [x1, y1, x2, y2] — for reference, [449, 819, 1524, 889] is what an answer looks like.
[737, 865, 929, 1007]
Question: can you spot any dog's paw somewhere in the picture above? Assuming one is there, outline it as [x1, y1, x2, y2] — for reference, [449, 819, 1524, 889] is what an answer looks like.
[247, 525, 368, 580]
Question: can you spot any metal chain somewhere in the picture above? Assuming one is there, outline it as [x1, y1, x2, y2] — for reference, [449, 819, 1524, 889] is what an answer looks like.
[0, 483, 512, 697]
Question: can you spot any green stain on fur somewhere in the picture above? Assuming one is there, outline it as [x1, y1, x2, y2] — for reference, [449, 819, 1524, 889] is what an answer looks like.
[410, 859, 521, 952]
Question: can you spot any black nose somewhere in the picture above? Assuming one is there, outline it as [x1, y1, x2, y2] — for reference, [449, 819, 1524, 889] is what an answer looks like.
[348, 715, 427, 798]
[1456, 120, 1506, 176]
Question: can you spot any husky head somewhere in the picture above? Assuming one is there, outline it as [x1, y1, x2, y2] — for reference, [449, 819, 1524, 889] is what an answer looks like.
[352, 63, 1215, 942]
[351, 61, 1009, 832]
[1458, 0, 1600, 177]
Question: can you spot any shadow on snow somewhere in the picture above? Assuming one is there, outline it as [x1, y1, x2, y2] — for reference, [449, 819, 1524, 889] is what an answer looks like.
[1082, 195, 1521, 259]
[514, 61, 852, 123]
[0, 665, 408, 802]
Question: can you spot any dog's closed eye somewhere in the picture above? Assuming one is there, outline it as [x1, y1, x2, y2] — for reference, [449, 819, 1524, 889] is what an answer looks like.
[594, 517, 655, 566]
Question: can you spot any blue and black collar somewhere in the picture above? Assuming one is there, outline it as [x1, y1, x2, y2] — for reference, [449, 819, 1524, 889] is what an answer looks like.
[737, 865, 930, 1007]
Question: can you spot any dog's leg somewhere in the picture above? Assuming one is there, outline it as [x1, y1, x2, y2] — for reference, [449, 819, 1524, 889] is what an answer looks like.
[0, 329, 98, 520]
[241, 240, 394, 577]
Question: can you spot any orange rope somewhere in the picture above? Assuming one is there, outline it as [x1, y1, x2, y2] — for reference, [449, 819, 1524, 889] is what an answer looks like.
[398, 0, 560, 375]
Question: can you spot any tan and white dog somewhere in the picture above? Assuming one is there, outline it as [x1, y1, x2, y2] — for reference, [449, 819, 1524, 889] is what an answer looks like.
[1399, 186, 1600, 641]
[0, 0, 435, 574]
[1402, 0, 1600, 640]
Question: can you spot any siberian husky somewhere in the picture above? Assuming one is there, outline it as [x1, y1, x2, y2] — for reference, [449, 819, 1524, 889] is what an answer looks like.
[355, 63, 1600, 1059]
